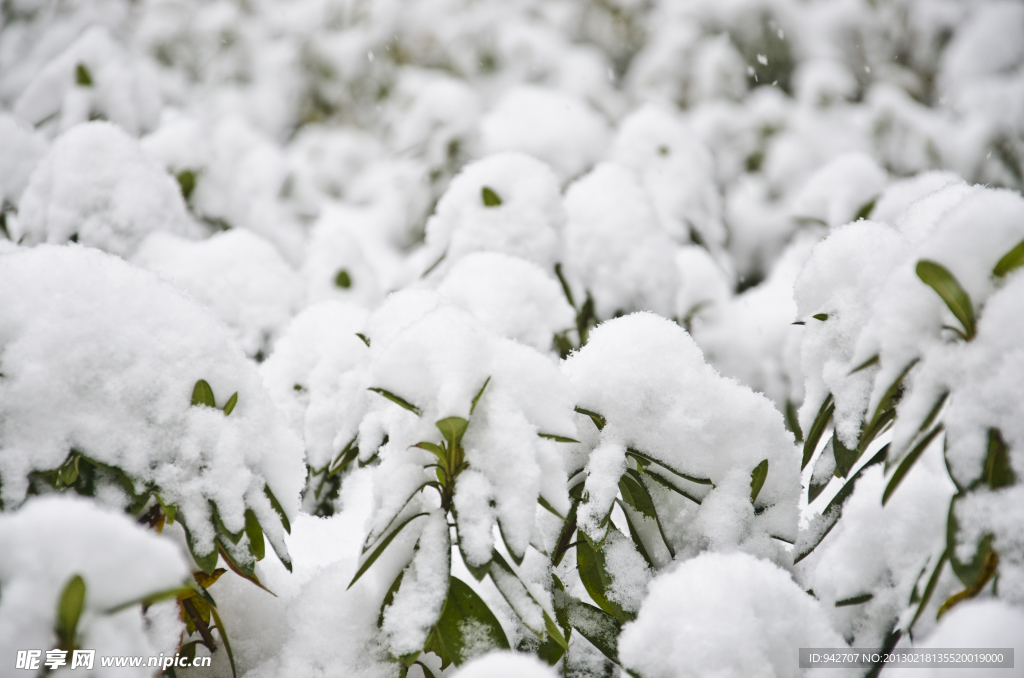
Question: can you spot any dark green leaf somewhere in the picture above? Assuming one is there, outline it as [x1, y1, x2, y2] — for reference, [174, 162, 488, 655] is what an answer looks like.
[498, 521, 525, 566]
[557, 592, 622, 665]
[866, 360, 918, 441]
[436, 417, 468, 450]
[355, 333, 370, 347]
[366, 482, 435, 552]
[802, 395, 834, 469]
[244, 509, 265, 561]
[908, 550, 947, 633]
[183, 521, 220, 574]
[209, 603, 238, 678]
[813, 313, 828, 321]
[616, 499, 655, 569]
[489, 550, 546, 637]
[993, 238, 1024, 278]
[481, 186, 502, 207]
[626, 448, 714, 487]
[263, 483, 291, 534]
[750, 459, 769, 504]
[349, 513, 429, 589]
[176, 170, 196, 201]
[916, 260, 975, 340]
[849, 355, 880, 375]
[191, 379, 216, 408]
[553, 263, 576, 308]
[575, 407, 606, 431]
[576, 531, 631, 622]
[883, 425, 943, 506]
[639, 466, 702, 505]
[854, 197, 877, 221]
[947, 493, 995, 588]
[104, 585, 193, 614]
[222, 392, 238, 416]
[378, 569, 405, 627]
[470, 377, 490, 416]
[211, 501, 243, 545]
[785, 399, 803, 443]
[369, 387, 422, 416]
[75, 63, 92, 87]
[424, 576, 509, 668]
[537, 495, 565, 521]
[835, 593, 874, 607]
[56, 574, 86, 649]
[551, 498, 580, 567]
[618, 474, 656, 520]
[832, 431, 859, 479]
[538, 432, 580, 443]
[982, 428, 1016, 489]
[334, 269, 352, 289]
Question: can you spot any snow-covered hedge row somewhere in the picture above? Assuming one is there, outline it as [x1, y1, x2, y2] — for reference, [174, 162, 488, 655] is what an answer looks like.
[1, 0, 1023, 676]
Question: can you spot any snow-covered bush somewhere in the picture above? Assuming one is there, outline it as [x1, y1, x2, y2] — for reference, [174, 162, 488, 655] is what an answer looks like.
[2, 0, 1023, 675]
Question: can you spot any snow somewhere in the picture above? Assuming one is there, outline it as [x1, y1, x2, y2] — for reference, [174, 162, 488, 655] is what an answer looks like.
[453, 651, 559, 678]
[618, 551, 849, 678]
[0, 496, 188, 672]
[14, 121, 198, 256]
[0, 245, 304, 561]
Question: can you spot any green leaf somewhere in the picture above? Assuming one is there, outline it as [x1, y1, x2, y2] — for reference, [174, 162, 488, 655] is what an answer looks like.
[436, 417, 468, 450]
[209, 603, 238, 678]
[211, 501, 243, 545]
[538, 432, 580, 443]
[557, 592, 622, 665]
[802, 395, 834, 469]
[625, 448, 714, 487]
[537, 495, 565, 521]
[883, 424, 943, 505]
[244, 509, 266, 561]
[576, 530, 632, 622]
[75, 63, 93, 87]
[56, 574, 86, 649]
[785, 399, 803, 443]
[947, 494, 994, 588]
[639, 466, 702, 505]
[481, 186, 502, 207]
[916, 260, 975, 340]
[364, 482, 433, 551]
[849, 355, 880, 375]
[424, 576, 510, 668]
[104, 585, 194, 614]
[618, 472, 656, 520]
[835, 593, 874, 607]
[378, 569, 405, 627]
[263, 484, 291, 534]
[812, 313, 828, 321]
[908, 550, 947, 633]
[854, 196, 877, 221]
[349, 513, 429, 589]
[993, 238, 1024, 278]
[176, 170, 196, 201]
[575, 407, 606, 431]
[334, 269, 352, 289]
[982, 428, 1017, 489]
[832, 431, 859, 479]
[59, 454, 80, 487]
[183, 521, 220, 574]
[191, 379, 216, 408]
[470, 377, 490, 416]
[489, 550, 546, 637]
[551, 498, 580, 567]
[369, 387, 423, 416]
[616, 499, 655, 569]
[355, 333, 371, 347]
[222, 392, 238, 416]
[750, 459, 769, 504]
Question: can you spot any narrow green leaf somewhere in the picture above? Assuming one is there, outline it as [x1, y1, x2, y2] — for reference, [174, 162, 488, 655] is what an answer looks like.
[211, 501, 243, 545]
[334, 269, 352, 289]
[349, 513, 429, 589]
[436, 417, 468, 450]
[538, 432, 580, 443]
[916, 260, 975, 340]
[849, 355, 880, 375]
[616, 499, 655, 569]
[355, 333, 371, 347]
[639, 465, 702, 505]
[802, 394, 835, 469]
[750, 459, 769, 504]
[575, 407, 606, 431]
[263, 484, 291, 534]
[576, 531, 631, 622]
[947, 493, 994, 588]
[883, 425, 943, 505]
[832, 431, 859, 479]
[785, 399, 803, 443]
[183, 521, 220, 574]
[537, 495, 565, 521]
[425, 576, 509, 668]
[625, 448, 714, 487]
[553, 263, 576, 308]
[222, 392, 238, 416]
[908, 550, 947, 633]
[470, 376, 490, 416]
[982, 428, 1016, 489]
[191, 379, 216, 408]
[56, 574, 86, 648]
[75, 63, 93, 87]
[378, 569, 405, 627]
[812, 313, 828, 321]
[364, 482, 433, 552]
[244, 509, 266, 561]
[209, 603, 238, 678]
[490, 550, 546, 637]
[792, 320, 806, 325]
[543, 610, 570, 653]
[621, 470, 676, 558]
[369, 387, 422, 416]
[993, 238, 1024, 278]
[104, 585, 194, 614]
[835, 593, 874, 607]
[481, 186, 502, 207]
